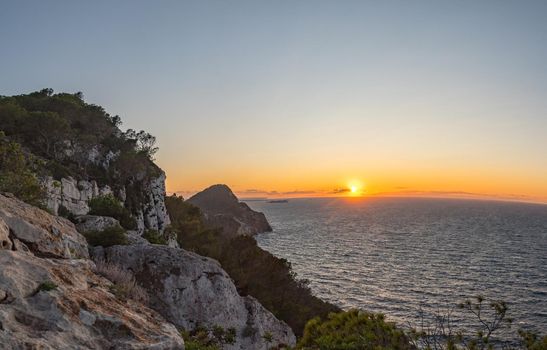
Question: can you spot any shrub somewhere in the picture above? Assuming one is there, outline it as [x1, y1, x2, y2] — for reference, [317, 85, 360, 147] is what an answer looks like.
[38, 281, 58, 292]
[83, 225, 128, 247]
[94, 260, 148, 304]
[88, 194, 137, 230]
[180, 324, 237, 350]
[57, 204, 76, 223]
[297, 309, 412, 350]
[0, 132, 46, 207]
[142, 229, 167, 245]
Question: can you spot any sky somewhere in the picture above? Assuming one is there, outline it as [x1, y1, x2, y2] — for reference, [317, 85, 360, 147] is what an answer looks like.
[1, 1, 547, 203]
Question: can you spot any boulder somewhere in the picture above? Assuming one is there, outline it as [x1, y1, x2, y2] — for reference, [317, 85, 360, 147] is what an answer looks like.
[187, 184, 272, 237]
[0, 193, 88, 259]
[0, 249, 185, 349]
[74, 215, 121, 233]
[95, 244, 296, 350]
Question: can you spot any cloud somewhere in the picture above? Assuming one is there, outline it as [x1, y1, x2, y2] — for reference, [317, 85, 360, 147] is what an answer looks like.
[331, 188, 350, 194]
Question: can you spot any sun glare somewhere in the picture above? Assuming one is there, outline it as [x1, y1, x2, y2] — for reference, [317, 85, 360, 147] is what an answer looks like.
[350, 185, 358, 193]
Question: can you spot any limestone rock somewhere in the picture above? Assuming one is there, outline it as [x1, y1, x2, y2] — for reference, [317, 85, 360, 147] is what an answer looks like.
[42, 176, 113, 216]
[95, 244, 296, 350]
[135, 172, 171, 233]
[0, 249, 185, 349]
[0, 193, 88, 259]
[188, 184, 272, 237]
[74, 215, 121, 233]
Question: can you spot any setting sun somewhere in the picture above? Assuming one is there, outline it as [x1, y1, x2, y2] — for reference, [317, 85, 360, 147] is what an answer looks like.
[350, 185, 358, 193]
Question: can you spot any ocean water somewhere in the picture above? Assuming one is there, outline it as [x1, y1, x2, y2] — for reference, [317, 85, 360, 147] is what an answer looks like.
[248, 197, 547, 340]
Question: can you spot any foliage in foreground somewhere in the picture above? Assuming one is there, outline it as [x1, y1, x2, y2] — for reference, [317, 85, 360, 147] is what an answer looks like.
[0, 131, 46, 207]
[83, 225, 128, 247]
[297, 309, 412, 350]
[165, 194, 339, 336]
[407, 296, 546, 350]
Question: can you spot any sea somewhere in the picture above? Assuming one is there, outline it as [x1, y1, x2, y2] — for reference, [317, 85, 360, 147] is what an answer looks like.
[247, 197, 547, 341]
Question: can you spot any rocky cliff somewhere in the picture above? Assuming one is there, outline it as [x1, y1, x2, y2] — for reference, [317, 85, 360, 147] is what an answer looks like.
[42, 172, 171, 233]
[93, 245, 296, 350]
[0, 193, 295, 349]
[0, 193, 184, 349]
[187, 184, 272, 237]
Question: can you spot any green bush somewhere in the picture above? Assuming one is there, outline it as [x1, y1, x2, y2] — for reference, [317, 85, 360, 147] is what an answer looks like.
[83, 225, 128, 247]
[38, 281, 58, 292]
[297, 310, 412, 350]
[88, 194, 137, 230]
[142, 229, 167, 245]
[0, 132, 46, 207]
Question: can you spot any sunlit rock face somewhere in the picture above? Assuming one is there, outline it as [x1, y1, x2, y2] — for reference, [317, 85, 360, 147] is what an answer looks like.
[94, 244, 296, 350]
[188, 184, 272, 237]
[0, 194, 185, 349]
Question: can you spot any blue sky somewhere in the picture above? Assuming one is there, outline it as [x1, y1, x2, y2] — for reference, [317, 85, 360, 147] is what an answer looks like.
[1, 1, 547, 200]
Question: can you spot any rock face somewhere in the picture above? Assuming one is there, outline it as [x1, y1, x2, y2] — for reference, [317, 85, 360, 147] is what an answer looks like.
[187, 184, 272, 237]
[43, 173, 171, 234]
[74, 215, 121, 233]
[135, 172, 171, 233]
[0, 193, 88, 259]
[0, 251, 184, 349]
[43, 176, 112, 216]
[0, 194, 185, 349]
[95, 244, 296, 350]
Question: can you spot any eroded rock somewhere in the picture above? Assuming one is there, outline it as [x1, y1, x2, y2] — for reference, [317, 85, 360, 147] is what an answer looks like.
[0, 250, 185, 349]
[0, 194, 88, 259]
[95, 244, 296, 350]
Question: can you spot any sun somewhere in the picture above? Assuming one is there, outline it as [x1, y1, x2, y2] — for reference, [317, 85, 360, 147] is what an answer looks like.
[350, 185, 358, 194]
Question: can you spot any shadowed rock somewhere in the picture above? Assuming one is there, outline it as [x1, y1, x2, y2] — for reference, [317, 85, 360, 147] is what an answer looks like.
[187, 184, 272, 237]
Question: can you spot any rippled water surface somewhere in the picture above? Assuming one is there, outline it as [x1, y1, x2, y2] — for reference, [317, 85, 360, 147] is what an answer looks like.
[249, 197, 547, 338]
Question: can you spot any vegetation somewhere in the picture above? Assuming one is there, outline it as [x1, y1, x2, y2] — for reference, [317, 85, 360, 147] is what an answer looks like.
[88, 194, 137, 229]
[297, 309, 412, 350]
[0, 131, 46, 207]
[408, 296, 547, 350]
[38, 281, 58, 292]
[142, 229, 168, 245]
[94, 260, 148, 303]
[165, 194, 339, 336]
[83, 225, 128, 247]
[0, 89, 161, 213]
[181, 325, 237, 350]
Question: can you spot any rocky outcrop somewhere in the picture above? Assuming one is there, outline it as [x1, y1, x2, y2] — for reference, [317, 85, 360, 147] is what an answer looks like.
[43, 173, 171, 234]
[43, 176, 113, 216]
[0, 250, 184, 349]
[94, 244, 296, 350]
[74, 215, 121, 233]
[187, 184, 272, 237]
[0, 194, 185, 349]
[135, 172, 171, 233]
[0, 193, 88, 259]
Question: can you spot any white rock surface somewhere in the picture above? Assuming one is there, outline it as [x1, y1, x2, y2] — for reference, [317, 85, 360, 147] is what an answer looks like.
[95, 244, 296, 350]
[0, 194, 88, 259]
